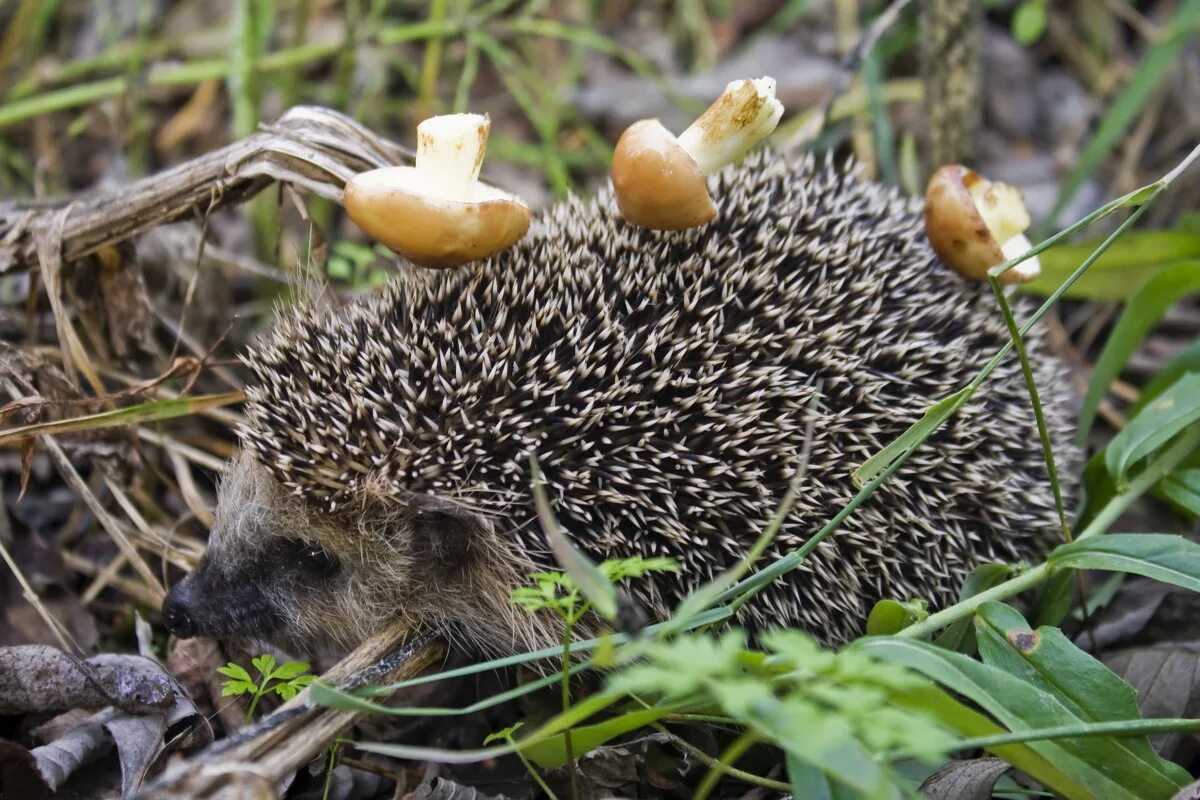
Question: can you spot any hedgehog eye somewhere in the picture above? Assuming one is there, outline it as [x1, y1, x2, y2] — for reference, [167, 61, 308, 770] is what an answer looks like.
[295, 542, 338, 577]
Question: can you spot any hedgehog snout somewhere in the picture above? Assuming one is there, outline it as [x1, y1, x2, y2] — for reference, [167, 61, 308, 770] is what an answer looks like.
[163, 580, 200, 638]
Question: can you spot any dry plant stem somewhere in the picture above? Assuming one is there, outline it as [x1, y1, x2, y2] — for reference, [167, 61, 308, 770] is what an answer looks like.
[59, 551, 164, 608]
[0, 106, 411, 273]
[140, 429, 230, 474]
[81, 551, 129, 605]
[1, 377, 166, 599]
[0, 536, 79, 652]
[142, 628, 444, 799]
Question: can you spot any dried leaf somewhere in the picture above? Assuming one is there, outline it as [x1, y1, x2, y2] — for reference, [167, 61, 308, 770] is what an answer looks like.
[1105, 647, 1200, 759]
[21, 707, 115, 793]
[96, 243, 152, 359]
[103, 711, 166, 797]
[0, 645, 173, 714]
[920, 758, 1012, 800]
[410, 775, 512, 800]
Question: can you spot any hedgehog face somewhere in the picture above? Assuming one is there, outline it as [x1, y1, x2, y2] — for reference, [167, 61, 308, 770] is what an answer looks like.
[161, 453, 334, 648]
[165, 453, 557, 656]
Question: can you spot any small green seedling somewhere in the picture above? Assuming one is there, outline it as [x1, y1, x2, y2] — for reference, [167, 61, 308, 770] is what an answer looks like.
[218, 654, 316, 722]
[511, 555, 678, 625]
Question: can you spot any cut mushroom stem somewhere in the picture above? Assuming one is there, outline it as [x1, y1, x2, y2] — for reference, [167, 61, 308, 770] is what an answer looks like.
[343, 113, 530, 269]
[676, 77, 785, 176]
[413, 113, 489, 201]
[924, 165, 1042, 285]
[610, 77, 784, 230]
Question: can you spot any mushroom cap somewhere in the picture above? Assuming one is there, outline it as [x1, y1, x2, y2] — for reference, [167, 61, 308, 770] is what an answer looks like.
[924, 165, 1041, 285]
[924, 165, 1012, 282]
[610, 119, 717, 231]
[344, 167, 531, 269]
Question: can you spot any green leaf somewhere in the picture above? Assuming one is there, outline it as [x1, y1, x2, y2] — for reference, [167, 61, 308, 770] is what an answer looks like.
[866, 598, 928, 635]
[973, 603, 1192, 789]
[1049, 533, 1200, 592]
[889, 683, 1093, 800]
[599, 556, 677, 582]
[852, 387, 974, 487]
[217, 663, 253, 684]
[1022, 232, 1200, 300]
[522, 707, 673, 768]
[1047, 0, 1200, 228]
[1130, 336, 1200, 418]
[716, 682, 892, 799]
[483, 721, 523, 746]
[1077, 260, 1200, 444]
[529, 455, 617, 619]
[1105, 373, 1200, 487]
[220, 680, 256, 697]
[1160, 468, 1200, 516]
[1029, 569, 1077, 629]
[271, 660, 312, 681]
[275, 674, 316, 699]
[252, 653, 277, 679]
[857, 637, 1181, 799]
[1012, 1, 1047, 44]
[326, 258, 352, 280]
[786, 754, 838, 800]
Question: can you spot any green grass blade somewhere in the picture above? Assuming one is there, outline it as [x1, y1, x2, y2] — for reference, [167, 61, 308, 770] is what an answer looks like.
[851, 387, 973, 487]
[988, 277, 1070, 539]
[0, 391, 244, 445]
[1021, 230, 1200, 300]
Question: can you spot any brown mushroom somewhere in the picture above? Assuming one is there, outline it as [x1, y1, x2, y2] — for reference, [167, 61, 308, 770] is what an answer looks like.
[343, 113, 530, 269]
[924, 165, 1041, 285]
[611, 77, 784, 231]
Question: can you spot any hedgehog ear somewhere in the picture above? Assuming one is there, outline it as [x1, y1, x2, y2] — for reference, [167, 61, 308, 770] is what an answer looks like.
[405, 495, 492, 571]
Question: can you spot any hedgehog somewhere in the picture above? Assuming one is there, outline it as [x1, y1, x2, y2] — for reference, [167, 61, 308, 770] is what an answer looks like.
[161, 150, 1077, 658]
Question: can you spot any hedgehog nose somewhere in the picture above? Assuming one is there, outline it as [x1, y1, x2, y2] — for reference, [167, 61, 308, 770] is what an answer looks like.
[163, 583, 199, 638]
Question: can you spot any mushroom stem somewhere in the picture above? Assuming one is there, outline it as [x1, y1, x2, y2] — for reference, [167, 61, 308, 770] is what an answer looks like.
[675, 77, 784, 175]
[999, 233, 1041, 282]
[414, 113, 490, 201]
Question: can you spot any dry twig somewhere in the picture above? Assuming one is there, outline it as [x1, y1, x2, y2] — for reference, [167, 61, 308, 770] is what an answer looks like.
[0, 106, 411, 274]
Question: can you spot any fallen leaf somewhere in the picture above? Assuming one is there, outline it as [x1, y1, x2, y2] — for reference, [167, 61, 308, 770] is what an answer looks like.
[0, 645, 173, 714]
[1105, 646, 1200, 758]
[920, 758, 1012, 800]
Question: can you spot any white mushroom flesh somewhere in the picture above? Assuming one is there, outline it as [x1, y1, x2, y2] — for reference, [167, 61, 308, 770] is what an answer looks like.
[968, 177, 1040, 281]
[414, 113, 490, 201]
[1000, 232, 1042, 282]
[675, 77, 784, 176]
